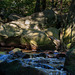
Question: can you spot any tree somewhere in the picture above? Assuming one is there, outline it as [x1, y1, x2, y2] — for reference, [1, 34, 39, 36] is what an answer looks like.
[41, 0, 46, 11]
[34, 0, 40, 12]
[34, 0, 46, 12]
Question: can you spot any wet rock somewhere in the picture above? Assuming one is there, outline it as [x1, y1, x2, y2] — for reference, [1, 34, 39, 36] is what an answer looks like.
[57, 65, 64, 70]
[56, 54, 66, 59]
[47, 51, 54, 54]
[8, 48, 30, 59]
[0, 10, 59, 50]
[47, 55, 53, 58]
[32, 54, 39, 58]
[8, 13, 23, 21]
[9, 48, 22, 54]
[0, 60, 46, 75]
[22, 54, 30, 58]
[38, 53, 47, 58]
[32, 53, 47, 58]
[64, 46, 75, 75]
[9, 52, 30, 59]
[53, 52, 59, 58]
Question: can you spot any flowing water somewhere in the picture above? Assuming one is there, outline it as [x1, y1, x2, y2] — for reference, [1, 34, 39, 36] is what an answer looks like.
[0, 49, 67, 75]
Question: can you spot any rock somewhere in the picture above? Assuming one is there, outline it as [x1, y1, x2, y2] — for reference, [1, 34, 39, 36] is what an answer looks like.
[64, 46, 75, 75]
[9, 48, 30, 58]
[9, 48, 22, 54]
[44, 27, 60, 50]
[0, 27, 56, 50]
[57, 65, 64, 70]
[32, 53, 47, 58]
[3, 9, 55, 30]
[0, 60, 46, 75]
[47, 55, 53, 58]
[13, 51, 25, 58]
[22, 54, 30, 58]
[38, 53, 47, 58]
[8, 13, 23, 21]
[47, 51, 54, 54]
[56, 54, 66, 59]
[0, 10, 58, 50]
[45, 27, 59, 39]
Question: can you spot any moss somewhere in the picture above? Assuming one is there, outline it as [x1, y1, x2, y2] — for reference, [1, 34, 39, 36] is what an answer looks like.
[65, 47, 75, 75]
[20, 36, 30, 45]
[0, 51, 6, 55]
[65, 65, 75, 75]
[45, 27, 59, 39]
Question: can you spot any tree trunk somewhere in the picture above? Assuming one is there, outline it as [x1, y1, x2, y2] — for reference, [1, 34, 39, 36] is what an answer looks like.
[34, 0, 40, 12]
[52, 0, 54, 8]
[41, 0, 46, 11]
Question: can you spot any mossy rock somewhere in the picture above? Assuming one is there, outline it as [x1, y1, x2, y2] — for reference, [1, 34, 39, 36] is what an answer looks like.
[0, 28, 56, 50]
[21, 29, 56, 50]
[64, 47, 75, 75]
[0, 60, 46, 75]
[44, 27, 59, 39]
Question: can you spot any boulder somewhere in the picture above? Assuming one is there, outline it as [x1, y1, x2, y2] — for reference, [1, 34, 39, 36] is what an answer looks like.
[9, 48, 22, 54]
[9, 48, 30, 58]
[38, 53, 47, 58]
[0, 9, 55, 31]
[0, 10, 58, 50]
[56, 54, 66, 59]
[21, 29, 56, 50]
[0, 60, 46, 75]
[8, 13, 23, 21]
[44, 27, 60, 50]
[45, 27, 59, 39]
[0, 27, 56, 50]
[64, 46, 75, 75]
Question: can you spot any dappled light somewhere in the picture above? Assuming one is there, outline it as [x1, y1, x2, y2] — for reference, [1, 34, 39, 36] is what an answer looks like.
[0, 0, 75, 75]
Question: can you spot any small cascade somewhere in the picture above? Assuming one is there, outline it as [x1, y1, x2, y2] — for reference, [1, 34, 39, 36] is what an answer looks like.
[0, 49, 68, 75]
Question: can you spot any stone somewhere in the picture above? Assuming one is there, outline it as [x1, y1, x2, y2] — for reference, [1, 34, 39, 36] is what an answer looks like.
[45, 27, 59, 39]
[38, 53, 47, 58]
[0, 10, 59, 50]
[0, 60, 46, 75]
[8, 13, 23, 21]
[56, 54, 66, 59]
[9, 48, 22, 54]
[64, 46, 75, 75]
[9, 48, 30, 58]
[22, 54, 30, 58]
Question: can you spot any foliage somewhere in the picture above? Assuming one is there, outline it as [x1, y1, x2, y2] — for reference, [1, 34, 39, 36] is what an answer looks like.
[0, 0, 71, 19]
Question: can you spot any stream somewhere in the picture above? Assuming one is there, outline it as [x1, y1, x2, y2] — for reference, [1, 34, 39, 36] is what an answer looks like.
[0, 49, 67, 75]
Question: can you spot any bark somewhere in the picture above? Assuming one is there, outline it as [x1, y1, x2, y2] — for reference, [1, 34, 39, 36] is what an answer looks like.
[52, 0, 54, 8]
[41, 0, 46, 11]
[34, 0, 40, 12]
